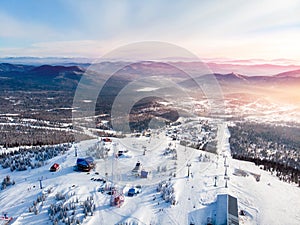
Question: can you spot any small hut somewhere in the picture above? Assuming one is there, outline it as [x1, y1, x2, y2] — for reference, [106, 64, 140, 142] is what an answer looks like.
[127, 188, 136, 197]
[132, 161, 142, 174]
[50, 163, 60, 172]
[141, 170, 149, 178]
[76, 157, 95, 172]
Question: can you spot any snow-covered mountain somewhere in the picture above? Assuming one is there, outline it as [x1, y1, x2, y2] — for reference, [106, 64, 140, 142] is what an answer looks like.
[0, 120, 299, 225]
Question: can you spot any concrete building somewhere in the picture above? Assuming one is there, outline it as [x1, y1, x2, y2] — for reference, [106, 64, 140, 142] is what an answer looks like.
[216, 194, 239, 225]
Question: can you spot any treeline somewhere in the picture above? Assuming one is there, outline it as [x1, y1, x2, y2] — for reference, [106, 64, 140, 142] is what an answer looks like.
[0, 125, 75, 147]
[229, 122, 300, 185]
[233, 154, 300, 186]
[230, 122, 300, 149]
[0, 144, 71, 171]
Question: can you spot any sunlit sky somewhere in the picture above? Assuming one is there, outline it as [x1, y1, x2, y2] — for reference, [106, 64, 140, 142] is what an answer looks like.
[0, 0, 300, 62]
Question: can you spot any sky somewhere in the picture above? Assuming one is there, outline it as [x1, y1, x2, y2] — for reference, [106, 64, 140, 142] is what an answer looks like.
[0, 0, 300, 62]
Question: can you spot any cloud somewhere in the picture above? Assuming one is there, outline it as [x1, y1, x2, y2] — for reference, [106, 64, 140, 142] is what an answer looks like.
[0, 11, 65, 41]
[1, 0, 300, 60]
[0, 39, 122, 57]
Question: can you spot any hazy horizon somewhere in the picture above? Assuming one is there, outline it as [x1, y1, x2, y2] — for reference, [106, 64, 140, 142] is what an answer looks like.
[1, 0, 300, 61]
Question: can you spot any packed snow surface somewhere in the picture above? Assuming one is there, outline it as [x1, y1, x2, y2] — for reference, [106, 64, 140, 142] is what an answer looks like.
[0, 120, 299, 225]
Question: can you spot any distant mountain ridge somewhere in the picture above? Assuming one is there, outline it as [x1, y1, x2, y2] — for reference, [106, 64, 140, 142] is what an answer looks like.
[275, 69, 300, 78]
[31, 65, 83, 74]
[0, 63, 34, 72]
[0, 62, 300, 93]
[0, 63, 85, 91]
[206, 62, 300, 76]
[0, 57, 94, 65]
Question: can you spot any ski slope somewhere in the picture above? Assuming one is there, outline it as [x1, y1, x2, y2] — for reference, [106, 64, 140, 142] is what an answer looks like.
[0, 120, 299, 225]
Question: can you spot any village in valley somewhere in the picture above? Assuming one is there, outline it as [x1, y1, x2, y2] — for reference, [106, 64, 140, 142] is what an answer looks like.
[0, 60, 299, 225]
[2, 0, 300, 224]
